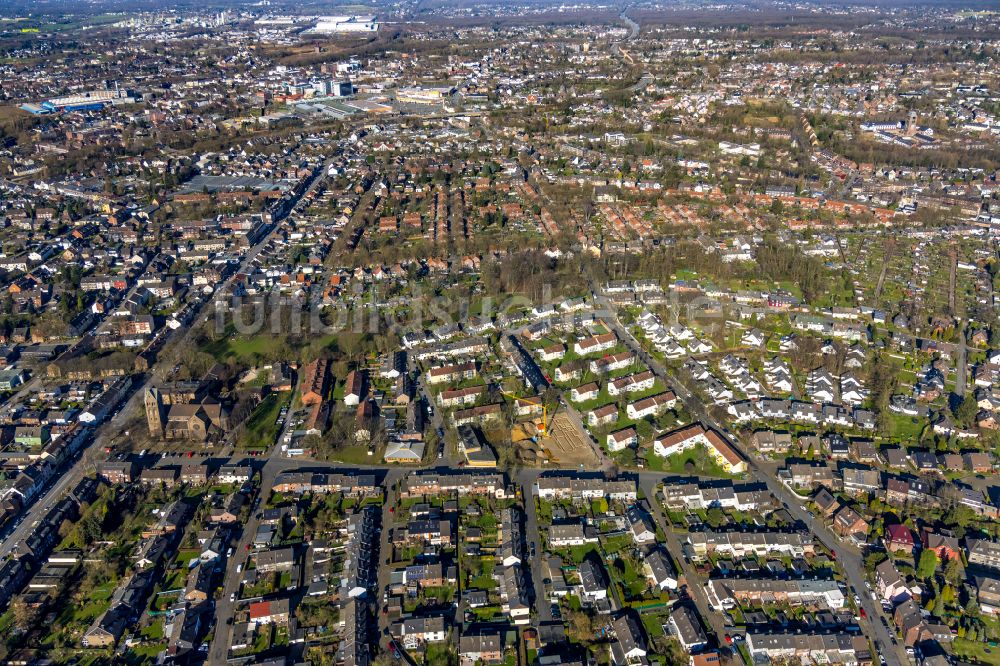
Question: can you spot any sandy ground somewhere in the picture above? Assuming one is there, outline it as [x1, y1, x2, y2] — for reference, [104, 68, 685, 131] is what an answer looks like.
[542, 411, 600, 467]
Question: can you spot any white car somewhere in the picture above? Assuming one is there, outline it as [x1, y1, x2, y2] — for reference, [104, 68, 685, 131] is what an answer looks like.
[230, 593, 236, 602]
[236, 564, 243, 573]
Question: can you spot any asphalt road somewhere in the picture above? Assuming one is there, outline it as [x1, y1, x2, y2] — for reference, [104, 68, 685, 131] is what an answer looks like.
[413, 365, 450, 464]
[0, 436, 90, 559]
[517, 468, 553, 625]
[206, 439, 297, 665]
[204, 161, 334, 666]
[375, 469, 405, 652]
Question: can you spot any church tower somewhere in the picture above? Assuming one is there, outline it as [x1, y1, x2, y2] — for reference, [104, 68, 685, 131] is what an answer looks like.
[145, 387, 164, 437]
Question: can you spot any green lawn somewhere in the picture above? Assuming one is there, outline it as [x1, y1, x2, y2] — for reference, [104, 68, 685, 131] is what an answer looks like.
[327, 444, 377, 464]
[469, 573, 497, 590]
[239, 393, 289, 450]
[422, 585, 456, 605]
[423, 642, 457, 666]
[641, 613, 667, 638]
[252, 625, 273, 653]
[466, 556, 497, 590]
[952, 637, 1000, 665]
[883, 412, 925, 441]
[617, 558, 647, 598]
[566, 543, 600, 565]
[602, 534, 632, 555]
[471, 605, 503, 621]
[204, 329, 288, 365]
[277, 571, 293, 589]
[175, 549, 201, 566]
[68, 582, 116, 624]
[124, 642, 165, 666]
[141, 620, 165, 640]
[162, 569, 187, 592]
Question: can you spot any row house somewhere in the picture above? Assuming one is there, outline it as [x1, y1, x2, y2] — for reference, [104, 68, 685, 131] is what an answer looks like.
[427, 361, 477, 385]
[686, 531, 814, 559]
[653, 423, 747, 473]
[706, 578, 845, 611]
[401, 471, 506, 498]
[535, 476, 637, 501]
[574, 332, 617, 356]
[608, 370, 655, 396]
[590, 351, 635, 375]
[548, 523, 599, 548]
[496, 564, 531, 625]
[398, 519, 454, 546]
[746, 633, 870, 665]
[438, 385, 484, 408]
[270, 472, 380, 497]
[661, 481, 770, 512]
[452, 403, 504, 427]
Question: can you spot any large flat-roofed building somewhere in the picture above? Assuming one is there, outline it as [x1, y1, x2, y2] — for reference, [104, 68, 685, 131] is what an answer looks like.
[396, 86, 456, 104]
[313, 15, 379, 33]
[41, 88, 137, 112]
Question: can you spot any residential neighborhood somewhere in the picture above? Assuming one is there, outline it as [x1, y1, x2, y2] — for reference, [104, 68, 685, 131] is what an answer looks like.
[2, 0, 1000, 665]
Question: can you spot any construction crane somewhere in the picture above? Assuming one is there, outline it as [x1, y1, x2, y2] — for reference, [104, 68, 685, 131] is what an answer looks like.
[501, 391, 550, 438]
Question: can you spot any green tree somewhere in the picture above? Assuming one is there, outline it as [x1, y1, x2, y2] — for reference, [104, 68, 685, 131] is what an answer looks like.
[917, 549, 938, 579]
[954, 395, 979, 428]
[944, 556, 963, 586]
[706, 507, 726, 528]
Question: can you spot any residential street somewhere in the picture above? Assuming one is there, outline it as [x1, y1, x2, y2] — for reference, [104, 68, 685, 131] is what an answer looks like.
[637, 475, 729, 640]
[516, 468, 553, 625]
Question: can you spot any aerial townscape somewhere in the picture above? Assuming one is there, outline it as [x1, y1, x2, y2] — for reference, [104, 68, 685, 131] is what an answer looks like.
[3, 1, 1000, 666]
